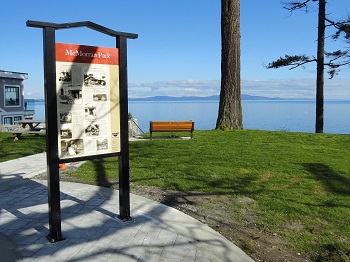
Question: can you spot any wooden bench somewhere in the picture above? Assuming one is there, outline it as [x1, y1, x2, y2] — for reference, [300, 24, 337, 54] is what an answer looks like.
[150, 121, 194, 139]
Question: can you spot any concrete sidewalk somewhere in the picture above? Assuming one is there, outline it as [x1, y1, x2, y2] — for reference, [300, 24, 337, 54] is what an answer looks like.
[0, 153, 254, 262]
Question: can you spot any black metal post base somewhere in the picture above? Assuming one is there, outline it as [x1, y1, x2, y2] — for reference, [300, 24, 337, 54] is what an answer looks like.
[46, 234, 65, 243]
[117, 215, 134, 224]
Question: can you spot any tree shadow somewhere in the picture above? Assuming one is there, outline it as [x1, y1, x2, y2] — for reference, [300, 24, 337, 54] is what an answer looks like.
[92, 159, 114, 188]
[0, 178, 243, 261]
[301, 163, 350, 195]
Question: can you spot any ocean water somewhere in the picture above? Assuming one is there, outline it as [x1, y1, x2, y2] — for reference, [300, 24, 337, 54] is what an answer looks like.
[33, 100, 350, 134]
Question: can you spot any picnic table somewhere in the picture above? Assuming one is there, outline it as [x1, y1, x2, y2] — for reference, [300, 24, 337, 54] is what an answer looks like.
[15, 119, 46, 131]
[10, 119, 46, 141]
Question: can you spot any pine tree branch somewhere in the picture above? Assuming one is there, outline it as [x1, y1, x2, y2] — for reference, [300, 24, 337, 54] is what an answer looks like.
[323, 49, 350, 78]
[283, 0, 313, 12]
[266, 54, 315, 69]
[326, 16, 350, 40]
[269, 1, 350, 79]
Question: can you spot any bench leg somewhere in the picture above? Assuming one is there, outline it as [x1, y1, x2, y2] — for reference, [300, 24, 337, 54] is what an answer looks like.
[13, 133, 21, 141]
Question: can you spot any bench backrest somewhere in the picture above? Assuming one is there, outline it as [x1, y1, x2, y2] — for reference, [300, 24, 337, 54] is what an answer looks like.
[150, 121, 194, 132]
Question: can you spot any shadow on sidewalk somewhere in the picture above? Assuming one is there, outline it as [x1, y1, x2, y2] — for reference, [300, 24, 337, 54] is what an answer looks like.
[0, 177, 245, 261]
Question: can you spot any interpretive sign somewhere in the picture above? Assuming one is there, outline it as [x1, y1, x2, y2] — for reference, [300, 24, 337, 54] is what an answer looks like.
[27, 20, 137, 243]
[56, 43, 121, 159]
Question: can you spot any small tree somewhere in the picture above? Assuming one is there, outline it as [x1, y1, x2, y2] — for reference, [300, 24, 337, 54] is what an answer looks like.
[267, 0, 350, 133]
[216, 0, 243, 130]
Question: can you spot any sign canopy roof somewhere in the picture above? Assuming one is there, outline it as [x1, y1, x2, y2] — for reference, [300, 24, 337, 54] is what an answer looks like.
[27, 20, 138, 39]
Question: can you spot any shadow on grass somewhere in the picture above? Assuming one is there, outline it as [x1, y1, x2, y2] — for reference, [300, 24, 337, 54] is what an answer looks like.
[92, 159, 114, 188]
[302, 163, 350, 195]
[130, 168, 262, 197]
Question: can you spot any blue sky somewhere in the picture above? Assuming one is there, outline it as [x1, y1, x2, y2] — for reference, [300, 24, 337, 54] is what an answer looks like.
[0, 0, 349, 99]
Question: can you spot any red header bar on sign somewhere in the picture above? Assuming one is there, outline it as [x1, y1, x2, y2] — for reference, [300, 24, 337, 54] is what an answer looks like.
[56, 43, 119, 65]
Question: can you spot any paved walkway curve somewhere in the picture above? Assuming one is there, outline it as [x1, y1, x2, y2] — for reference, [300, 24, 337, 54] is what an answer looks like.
[0, 232, 22, 262]
[0, 153, 254, 262]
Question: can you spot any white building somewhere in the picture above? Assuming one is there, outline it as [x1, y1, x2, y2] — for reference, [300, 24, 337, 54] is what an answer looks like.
[0, 70, 29, 124]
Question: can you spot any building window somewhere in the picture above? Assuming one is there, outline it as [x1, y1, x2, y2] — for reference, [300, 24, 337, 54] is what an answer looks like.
[14, 116, 22, 122]
[4, 117, 13, 125]
[5, 86, 20, 106]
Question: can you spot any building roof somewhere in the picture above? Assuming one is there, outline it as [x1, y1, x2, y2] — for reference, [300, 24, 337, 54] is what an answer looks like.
[0, 70, 28, 80]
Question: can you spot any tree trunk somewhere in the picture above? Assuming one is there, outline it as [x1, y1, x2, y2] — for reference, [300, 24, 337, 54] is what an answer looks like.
[315, 0, 325, 133]
[216, 0, 243, 130]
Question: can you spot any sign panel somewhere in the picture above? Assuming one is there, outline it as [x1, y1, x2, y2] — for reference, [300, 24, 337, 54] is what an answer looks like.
[56, 42, 120, 159]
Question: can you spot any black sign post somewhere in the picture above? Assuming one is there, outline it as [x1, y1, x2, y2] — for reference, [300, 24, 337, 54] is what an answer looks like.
[117, 36, 131, 220]
[27, 20, 137, 242]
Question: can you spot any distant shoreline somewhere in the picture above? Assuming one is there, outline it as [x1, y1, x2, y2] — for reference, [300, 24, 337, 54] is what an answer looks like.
[127, 95, 313, 102]
[29, 95, 350, 102]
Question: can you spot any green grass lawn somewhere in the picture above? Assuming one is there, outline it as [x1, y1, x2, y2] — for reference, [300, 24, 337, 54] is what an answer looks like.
[0, 132, 46, 161]
[1, 129, 349, 261]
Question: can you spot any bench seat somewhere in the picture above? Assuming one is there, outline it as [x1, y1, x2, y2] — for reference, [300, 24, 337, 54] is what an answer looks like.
[150, 121, 194, 139]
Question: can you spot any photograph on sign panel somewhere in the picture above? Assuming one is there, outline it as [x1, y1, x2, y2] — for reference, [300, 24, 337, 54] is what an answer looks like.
[93, 93, 107, 101]
[96, 138, 108, 151]
[61, 139, 84, 157]
[85, 103, 97, 120]
[58, 69, 72, 83]
[60, 128, 72, 139]
[84, 69, 106, 87]
[59, 88, 83, 105]
[60, 112, 72, 123]
[85, 123, 100, 136]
